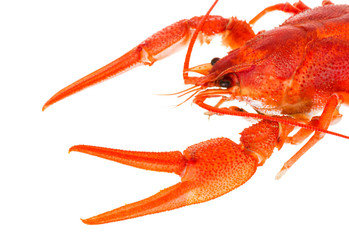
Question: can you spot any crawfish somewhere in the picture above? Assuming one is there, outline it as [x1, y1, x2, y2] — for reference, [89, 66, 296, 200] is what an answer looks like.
[43, 0, 349, 224]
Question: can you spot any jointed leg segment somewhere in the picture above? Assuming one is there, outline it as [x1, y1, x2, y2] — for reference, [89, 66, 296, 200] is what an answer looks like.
[276, 93, 345, 179]
[43, 14, 255, 110]
[70, 119, 285, 224]
[249, 1, 310, 25]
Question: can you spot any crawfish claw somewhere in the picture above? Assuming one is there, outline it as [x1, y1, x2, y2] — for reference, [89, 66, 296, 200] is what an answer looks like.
[70, 137, 258, 224]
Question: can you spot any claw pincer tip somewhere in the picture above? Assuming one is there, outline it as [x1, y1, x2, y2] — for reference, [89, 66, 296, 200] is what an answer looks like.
[70, 138, 258, 224]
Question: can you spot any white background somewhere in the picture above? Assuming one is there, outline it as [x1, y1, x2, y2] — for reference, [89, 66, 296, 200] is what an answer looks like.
[1, 0, 348, 239]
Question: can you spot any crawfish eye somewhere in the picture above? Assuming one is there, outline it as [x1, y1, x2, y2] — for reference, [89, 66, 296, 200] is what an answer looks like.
[219, 78, 231, 88]
[210, 57, 220, 66]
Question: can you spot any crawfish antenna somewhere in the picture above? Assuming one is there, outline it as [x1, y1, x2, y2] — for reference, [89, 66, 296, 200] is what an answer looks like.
[196, 100, 349, 140]
[183, 0, 219, 82]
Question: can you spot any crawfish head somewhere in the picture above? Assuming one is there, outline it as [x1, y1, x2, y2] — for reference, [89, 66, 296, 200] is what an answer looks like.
[188, 24, 314, 117]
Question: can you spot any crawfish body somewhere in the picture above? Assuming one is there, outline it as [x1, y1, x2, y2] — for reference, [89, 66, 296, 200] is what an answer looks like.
[43, 1, 349, 224]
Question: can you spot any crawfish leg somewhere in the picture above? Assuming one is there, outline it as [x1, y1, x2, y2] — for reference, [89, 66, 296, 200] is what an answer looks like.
[276, 93, 348, 179]
[69, 120, 286, 224]
[43, 15, 255, 110]
[249, 1, 309, 25]
[240, 120, 293, 166]
[287, 112, 343, 145]
[71, 138, 259, 224]
[286, 118, 321, 145]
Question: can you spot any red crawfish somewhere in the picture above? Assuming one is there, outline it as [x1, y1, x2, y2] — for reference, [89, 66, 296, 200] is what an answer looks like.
[43, 0, 349, 224]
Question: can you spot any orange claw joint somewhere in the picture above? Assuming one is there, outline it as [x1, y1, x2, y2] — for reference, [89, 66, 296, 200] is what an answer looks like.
[42, 0, 256, 111]
[70, 139, 257, 224]
[42, 11, 228, 111]
[69, 120, 282, 224]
